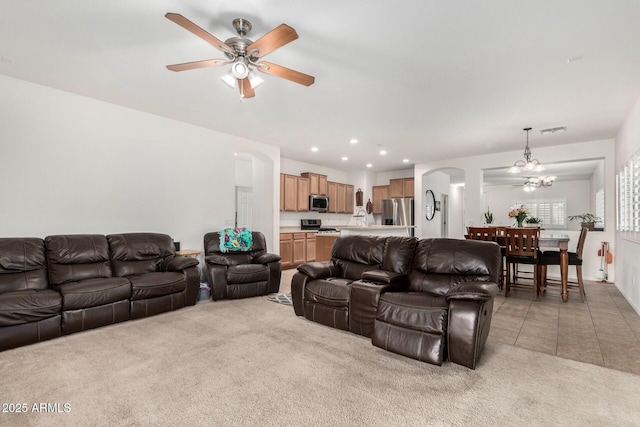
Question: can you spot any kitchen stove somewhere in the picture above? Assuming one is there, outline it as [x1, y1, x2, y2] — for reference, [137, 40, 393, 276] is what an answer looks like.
[300, 219, 337, 233]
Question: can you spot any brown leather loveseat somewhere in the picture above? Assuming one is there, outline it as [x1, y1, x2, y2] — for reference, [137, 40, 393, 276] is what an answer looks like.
[292, 236, 501, 369]
[0, 233, 200, 351]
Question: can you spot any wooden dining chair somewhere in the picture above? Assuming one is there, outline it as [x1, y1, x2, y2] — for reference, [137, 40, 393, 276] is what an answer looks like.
[467, 227, 503, 289]
[466, 227, 497, 242]
[504, 227, 541, 300]
[539, 227, 588, 302]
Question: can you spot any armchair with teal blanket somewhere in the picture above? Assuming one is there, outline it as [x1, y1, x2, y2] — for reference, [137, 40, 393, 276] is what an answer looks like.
[203, 230, 281, 300]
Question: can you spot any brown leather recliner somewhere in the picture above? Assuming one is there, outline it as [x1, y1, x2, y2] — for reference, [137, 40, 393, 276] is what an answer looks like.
[291, 235, 418, 336]
[204, 231, 281, 300]
[45, 234, 133, 334]
[0, 238, 62, 351]
[107, 233, 200, 319]
[372, 238, 501, 369]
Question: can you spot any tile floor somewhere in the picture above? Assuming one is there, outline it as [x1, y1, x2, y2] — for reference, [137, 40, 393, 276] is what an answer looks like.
[280, 269, 640, 375]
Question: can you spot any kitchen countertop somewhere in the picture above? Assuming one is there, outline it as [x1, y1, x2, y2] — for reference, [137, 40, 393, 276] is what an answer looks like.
[280, 225, 415, 233]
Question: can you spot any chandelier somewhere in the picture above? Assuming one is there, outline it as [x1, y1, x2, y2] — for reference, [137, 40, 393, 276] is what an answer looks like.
[522, 176, 556, 192]
[508, 127, 544, 174]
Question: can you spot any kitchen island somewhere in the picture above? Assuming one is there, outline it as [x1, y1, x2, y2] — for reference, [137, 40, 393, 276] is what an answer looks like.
[338, 225, 415, 237]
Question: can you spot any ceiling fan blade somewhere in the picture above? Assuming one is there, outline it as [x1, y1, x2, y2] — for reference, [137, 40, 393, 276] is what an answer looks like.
[239, 78, 255, 98]
[258, 61, 315, 86]
[166, 59, 228, 72]
[165, 13, 235, 55]
[247, 24, 298, 58]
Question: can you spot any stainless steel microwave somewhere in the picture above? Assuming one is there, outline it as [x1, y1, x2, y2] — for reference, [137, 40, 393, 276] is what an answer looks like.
[309, 195, 329, 212]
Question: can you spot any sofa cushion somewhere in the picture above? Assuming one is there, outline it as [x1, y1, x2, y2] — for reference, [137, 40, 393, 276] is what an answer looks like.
[331, 236, 385, 280]
[129, 272, 185, 300]
[376, 292, 448, 335]
[408, 239, 500, 296]
[107, 233, 174, 277]
[56, 277, 131, 310]
[305, 278, 353, 308]
[0, 238, 49, 291]
[0, 289, 62, 326]
[227, 264, 269, 284]
[45, 234, 113, 285]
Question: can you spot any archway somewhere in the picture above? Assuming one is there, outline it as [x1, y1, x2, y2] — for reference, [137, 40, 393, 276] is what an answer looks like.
[419, 167, 465, 238]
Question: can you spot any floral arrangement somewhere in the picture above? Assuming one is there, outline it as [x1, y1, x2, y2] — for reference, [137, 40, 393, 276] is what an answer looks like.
[508, 205, 528, 227]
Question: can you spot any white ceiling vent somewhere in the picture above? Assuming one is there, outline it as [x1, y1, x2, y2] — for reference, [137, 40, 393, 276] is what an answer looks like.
[540, 126, 566, 135]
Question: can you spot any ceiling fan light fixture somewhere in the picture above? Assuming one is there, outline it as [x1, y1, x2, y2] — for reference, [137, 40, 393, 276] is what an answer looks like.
[248, 71, 264, 89]
[231, 60, 249, 79]
[220, 72, 237, 89]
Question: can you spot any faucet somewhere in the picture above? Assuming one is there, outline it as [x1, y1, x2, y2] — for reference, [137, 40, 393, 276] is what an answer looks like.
[353, 207, 368, 227]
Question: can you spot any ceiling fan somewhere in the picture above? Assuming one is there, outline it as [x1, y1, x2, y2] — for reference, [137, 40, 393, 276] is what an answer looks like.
[164, 13, 315, 99]
[512, 176, 556, 192]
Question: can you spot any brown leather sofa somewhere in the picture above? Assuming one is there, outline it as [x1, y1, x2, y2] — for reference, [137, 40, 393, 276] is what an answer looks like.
[204, 231, 281, 300]
[0, 238, 62, 351]
[292, 236, 501, 369]
[0, 233, 200, 351]
[291, 235, 417, 336]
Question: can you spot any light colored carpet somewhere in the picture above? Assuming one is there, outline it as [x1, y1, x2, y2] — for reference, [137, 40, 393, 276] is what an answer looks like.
[2, 297, 639, 426]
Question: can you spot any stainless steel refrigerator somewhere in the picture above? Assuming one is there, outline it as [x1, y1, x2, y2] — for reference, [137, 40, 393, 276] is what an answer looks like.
[381, 198, 414, 236]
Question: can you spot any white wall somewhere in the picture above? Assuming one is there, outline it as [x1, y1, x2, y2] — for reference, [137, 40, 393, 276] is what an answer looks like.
[421, 171, 451, 237]
[615, 95, 640, 314]
[0, 75, 280, 254]
[414, 139, 616, 282]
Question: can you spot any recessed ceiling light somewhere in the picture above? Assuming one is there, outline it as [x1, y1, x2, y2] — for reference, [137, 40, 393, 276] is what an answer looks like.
[341, 156, 348, 161]
[379, 150, 387, 155]
[234, 152, 238, 156]
[350, 138, 358, 144]
[366, 163, 373, 168]
[402, 159, 409, 163]
[311, 147, 319, 152]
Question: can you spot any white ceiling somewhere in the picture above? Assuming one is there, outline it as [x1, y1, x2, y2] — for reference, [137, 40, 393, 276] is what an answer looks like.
[1, 1, 640, 173]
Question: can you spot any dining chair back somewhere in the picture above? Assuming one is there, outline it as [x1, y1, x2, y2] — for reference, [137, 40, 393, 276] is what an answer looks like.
[504, 227, 541, 300]
[540, 227, 588, 302]
[467, 227, 497, 242]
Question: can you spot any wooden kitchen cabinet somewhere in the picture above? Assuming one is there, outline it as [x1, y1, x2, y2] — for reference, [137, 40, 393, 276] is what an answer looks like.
[305, 232, 316, 262]
[315, 234, 338, 262]
[389, 178, 414, 198]
[279, 233, 293, 269]
[280, 174, 285, 211]
[327, 181, 338, 213]
[372, 185, 389, 215]
[345, 185, 354, 213]
[280, 232, 318, 269]
[318, 175, 328, 196]
[292, 233, 307, 265]
[403, 178, 414, 197]
[282, 174, 298, 212]
[302, 172, 328, 196]
[337, 184, 347, 213]
[297, 176, 309, 211]
[388, 179, 404, 199]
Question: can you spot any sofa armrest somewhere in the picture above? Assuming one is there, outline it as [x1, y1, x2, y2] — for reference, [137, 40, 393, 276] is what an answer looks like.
[445, 281, 499, 302]
[361, 270, 406, 285]
[296, 261, 339, 279]
[162, 256, 199, 272]
[205, 254, 231, 266]
[254, 253, 281, 264]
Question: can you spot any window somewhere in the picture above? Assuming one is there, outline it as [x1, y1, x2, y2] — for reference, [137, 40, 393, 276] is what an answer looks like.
[617, 149, 640, 241]
[513, 198, 567, 229]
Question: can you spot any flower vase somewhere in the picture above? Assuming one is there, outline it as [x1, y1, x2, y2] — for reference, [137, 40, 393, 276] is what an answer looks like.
[516, 219, 524, 228]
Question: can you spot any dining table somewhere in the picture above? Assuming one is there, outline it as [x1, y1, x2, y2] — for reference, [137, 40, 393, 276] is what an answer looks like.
[474, 229, 572, 302]
[538, 234, 571, 302]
